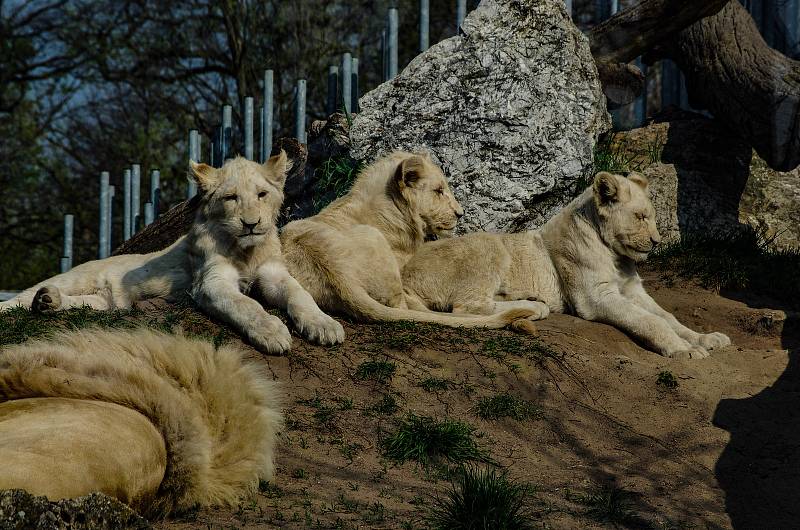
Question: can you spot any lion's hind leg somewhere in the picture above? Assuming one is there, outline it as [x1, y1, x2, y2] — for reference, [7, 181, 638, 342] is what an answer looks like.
[32, 286, 112, 313]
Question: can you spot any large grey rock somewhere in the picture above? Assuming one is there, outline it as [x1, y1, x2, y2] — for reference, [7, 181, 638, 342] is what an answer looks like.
[0, 489, 149, 529]
[350, 0, 610, 233]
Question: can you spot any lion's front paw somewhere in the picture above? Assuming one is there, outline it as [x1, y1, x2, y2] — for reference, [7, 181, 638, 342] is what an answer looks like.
[296, 311, 345, 346]
[665, 345, 710, 360]
[33, 286, 62, 313]
[697, 331, 731, 351]
[248, 316, 293, 355]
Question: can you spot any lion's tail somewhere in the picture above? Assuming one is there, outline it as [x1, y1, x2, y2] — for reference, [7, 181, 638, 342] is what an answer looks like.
[0, 328, 283, 517]
[325, 264, 535, 331]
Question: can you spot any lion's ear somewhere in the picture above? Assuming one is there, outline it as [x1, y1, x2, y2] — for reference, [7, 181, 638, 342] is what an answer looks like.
[593, 171, 630, 204]
[628, 172, 649, 190]
[263, 149, 291, 188]
[189, 161, 220, 191]
[395, 155, 426, 190]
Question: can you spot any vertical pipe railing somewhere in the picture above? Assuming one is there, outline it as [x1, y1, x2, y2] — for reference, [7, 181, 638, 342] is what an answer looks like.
[295, 79, 307, 143]
[131, 164, 141, 235]
[150, 169, 160, 218]
[635, 60, 647, 126]
[388, 8, 399, 79]
[244, 96, 254, 160]
[189, 129, 200, 198]
[565, 0, 572, 18]
[327, 66, 339, 116]
[351, 57, 360, 113]
[61, 214, 73, 273]
[99, 172, 109, 259]
[342, 53, 352, 114]
[221, 105, 233, 162]
[107, 185, 114, 256]
[419, 0, 430, 52]
[144, 202, 154, 227]
[261, 69, 274, 162]
[456, 0, 466, 30]
[381, 28, 389, 81]
[123, 169, 132, 241]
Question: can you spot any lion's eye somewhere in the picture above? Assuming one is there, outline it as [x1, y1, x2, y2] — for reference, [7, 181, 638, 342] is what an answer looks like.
[258, 191, 268, 199]
[435, 188, 444, 195]
[223, 194, 238, 202]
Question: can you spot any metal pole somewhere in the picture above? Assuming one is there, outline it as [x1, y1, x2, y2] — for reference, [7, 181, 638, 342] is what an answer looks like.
[131, 164, 141, 235]
[244, 96, 254, 160]
[222, 104, 233, 162]
[150, 169, 160, 217]
[262, 69, 274, 162]
[381, 28, 388, 81]
[99, 172, 109, 259]
[123, 169, 132, 241]
[327, 66, 339, 116]
[388, 8, 399, 79]
[635, 59, 647, 126]
[419, 0, 430, 52]
[144, 202, 154, 226]
[351, 57, 359, 113]
[565, 0, 572, 19]
[661, 59, 680, 110]
[107, 185, 114, 256]
[188, 129, 199, 198]
[258, 105, 266, 161]
[62, 214, 73, 272]
[456, 0, 466, 30]
[295, 79, 307, 143]
[342, 53, 352, 114]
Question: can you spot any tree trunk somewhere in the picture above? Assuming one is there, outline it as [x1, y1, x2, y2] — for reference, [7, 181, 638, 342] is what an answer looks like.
[113, 139, 307, 256]
[589, 0, 730, 108]
[657, 0, 800, 172]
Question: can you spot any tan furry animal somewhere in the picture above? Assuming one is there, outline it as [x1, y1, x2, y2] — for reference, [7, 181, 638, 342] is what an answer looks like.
[281, 151, 539, 330]
[0, 328, 283, 517]
[0, 153, 343, 354]
[187, 153, 344, 354]
[402, 172, 731, 359]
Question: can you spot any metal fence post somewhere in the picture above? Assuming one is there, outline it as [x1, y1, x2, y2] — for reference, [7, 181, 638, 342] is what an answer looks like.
[150, 169, 160, 217]
[188, 129, 199, 198]
[419, 0, 430, 52]
[381, 28, 389, 81]
[99, 172, 109, 259]
[131, 164, 141, 234]
[144, 202, 154, 226]
[244, 96, 254, 160]
[61, 214, 73, 272]
[635, 60, 648, 126]
[107, 185, 114, 256]
[123, 168, 132, 241]
[222, 105, 233, 162]
[388, 8, 399, 79]
[456, 0, 466, 30]
[342, 53, 352, 114]
[327, 66, 339, 116]
[261, 69, 274, 162]
[295, 79, 307, 143]
[351, 57, 359, 113]
[565, 0, 572, 18]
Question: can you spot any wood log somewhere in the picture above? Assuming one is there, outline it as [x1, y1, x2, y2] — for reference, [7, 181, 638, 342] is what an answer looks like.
[655, 1, 800, 172]
[113, 138, 307, 256]
[588, 0, 730, 108]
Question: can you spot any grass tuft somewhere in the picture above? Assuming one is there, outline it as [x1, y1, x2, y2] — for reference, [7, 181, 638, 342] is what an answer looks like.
[381, 414, 491, 466]
[370, 394, 399, 415]
[656, 370, 678, 389]
[649, 227, 800, 305]
[477, 394, 542, 421]
[419, 377, 451, 392]
[355, 359, 396, 383]
[0, 306, 138, 345]
[313, 156, 363, 212]
[426, 466, 534, 530]
[572, 486, 640, 525]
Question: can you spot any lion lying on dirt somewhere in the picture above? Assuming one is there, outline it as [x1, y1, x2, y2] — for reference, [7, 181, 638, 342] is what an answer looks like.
[0, 328, 283, 517]
[0, 152, 343, 354]
[281, 151, 540, 331]
[402, 171, 731, 359]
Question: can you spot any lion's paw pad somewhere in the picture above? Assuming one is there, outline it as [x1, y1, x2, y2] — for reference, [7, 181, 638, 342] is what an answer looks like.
[698, 332, 731, 350]
[33, 286, 62, 313]
[298, 312, 345, 346]
[667, 345, 710, 360]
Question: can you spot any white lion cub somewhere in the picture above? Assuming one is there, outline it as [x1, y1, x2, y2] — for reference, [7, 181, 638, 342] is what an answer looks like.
[187, 153, 344, 354]
[402, 172, 731, 359]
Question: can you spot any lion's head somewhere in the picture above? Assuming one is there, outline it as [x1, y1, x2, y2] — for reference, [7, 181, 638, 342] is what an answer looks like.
[392, 153, 463, 238]
[592, 171, 661, 262]
[190, 151, 291, 248]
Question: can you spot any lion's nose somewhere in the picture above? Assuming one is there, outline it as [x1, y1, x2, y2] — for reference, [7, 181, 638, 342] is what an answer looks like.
[455, 208, 464, 219]
[241, 218, 260, 231]
[650, 236, 660, 248]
